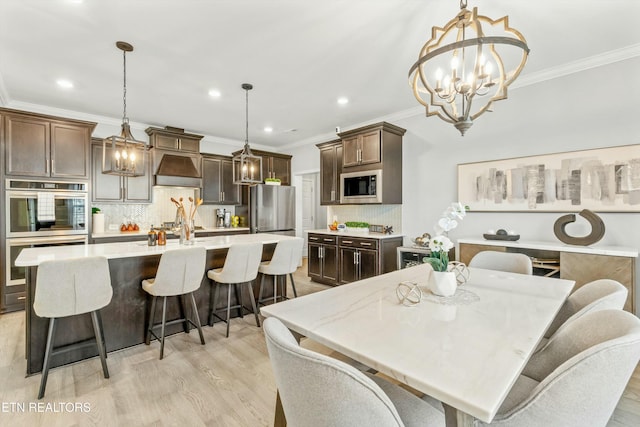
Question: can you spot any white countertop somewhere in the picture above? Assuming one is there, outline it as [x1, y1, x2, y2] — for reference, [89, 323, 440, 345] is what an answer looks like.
[261, 264, 574, 423]
[306, 229, 403, 239]
[458, 237, 639, 258]
[91, 227, 250, 239]
[15, 233, 294, 267]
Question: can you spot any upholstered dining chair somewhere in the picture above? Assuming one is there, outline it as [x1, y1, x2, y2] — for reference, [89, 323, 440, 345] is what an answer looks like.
[468, 251, 533, 275]
[471, 309, 640, 426]
[34, 256, 113, 399]
[543, 278, 628, 339]
[263, 317, 444, 427]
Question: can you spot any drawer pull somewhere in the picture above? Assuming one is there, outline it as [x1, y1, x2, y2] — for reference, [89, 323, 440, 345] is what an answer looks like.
[310, 237, 319, 241]
[17, 296, 26, 301]
[360, 242, 372, 246]
[342, 240, 353, 244]
[324, 238, 333, 242]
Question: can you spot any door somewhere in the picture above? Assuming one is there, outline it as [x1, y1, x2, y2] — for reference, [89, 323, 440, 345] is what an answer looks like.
[5, 115, 50, 177]
[359, 130, 381, 165]
[340, 247, 357, 284]
[276, 186, 296, 231]
[252, 184, 277, 232]
[221, 159, 239, 204]
[358, 249, 378, 280]
[202, 157, 222, 203]
[342, 135, 360, 167]
[271, 156, 291, 185]
[92, 144, 122, 202]
[308, 243, 322, 280]
[302, 176, 316, 256]
[323, 244, 339, 283]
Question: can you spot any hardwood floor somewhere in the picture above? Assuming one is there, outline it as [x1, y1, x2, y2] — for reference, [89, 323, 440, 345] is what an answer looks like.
[0, 259, 638, 426]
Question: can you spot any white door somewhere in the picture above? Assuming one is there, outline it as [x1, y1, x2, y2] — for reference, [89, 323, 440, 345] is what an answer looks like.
[301, 174, 317, 256]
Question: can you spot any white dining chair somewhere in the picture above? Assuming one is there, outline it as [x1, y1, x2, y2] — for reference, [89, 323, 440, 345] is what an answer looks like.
[258, 237, 304, 305]
[34, 256, 113, 399]
[142, 247, 207, 359]
[468, 251, 532, 275]
[208, 242, 263, 337]
[543, 278, 627, 339]
[472, 309, 640, 426]
[263, 317, 445, 427]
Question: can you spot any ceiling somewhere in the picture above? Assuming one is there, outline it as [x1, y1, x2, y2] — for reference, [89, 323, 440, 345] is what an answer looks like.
[0, 0, 638, 149]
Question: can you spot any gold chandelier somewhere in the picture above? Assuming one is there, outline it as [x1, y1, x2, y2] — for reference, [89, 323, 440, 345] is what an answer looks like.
[409, 0, 529, 136]
[102, 41, 148, 176]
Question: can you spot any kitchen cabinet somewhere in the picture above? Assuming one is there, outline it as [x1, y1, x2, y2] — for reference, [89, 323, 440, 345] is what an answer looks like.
[3, 108, 95, 179]
[202, 155, 239, 205]
[339, 238, 378, 284]
[317, 140, 342, 205]
[234, 149, 292, 185]
[145, 126, 202, 153]
[307, 234, 339, 285]
[91, 141, 152, 203]
[459, 239, 637, 314]
[342, 129, 381, 168]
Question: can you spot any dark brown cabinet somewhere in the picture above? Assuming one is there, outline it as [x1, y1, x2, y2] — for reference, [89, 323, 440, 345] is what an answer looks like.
[3, 109, 95, 179]
[91, 142, 152, 203]
[202, 155, 239, 205]
[307, 234, 339, 285]
[339, 237, 379, 284]
[145, 126, 201, 153]
[234, 149, 292, 185]
[317, 140, 342, 205]
[342, 129, 381, 168]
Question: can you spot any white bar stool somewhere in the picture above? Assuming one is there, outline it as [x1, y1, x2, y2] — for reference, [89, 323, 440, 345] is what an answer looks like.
[258, 237, 304, 306]
[142, 247, 206, 360]
[33, 256, 113, 399]
[207, 242, 263, 337]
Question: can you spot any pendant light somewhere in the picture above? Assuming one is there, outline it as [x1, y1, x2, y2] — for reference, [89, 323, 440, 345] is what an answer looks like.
[232, 83, 263, 185]
[102, 41, 148, 176]
[408, 0, 529, 136]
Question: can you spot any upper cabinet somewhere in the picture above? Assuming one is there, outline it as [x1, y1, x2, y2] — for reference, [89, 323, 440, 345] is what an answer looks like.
[231, 149, 292, 185]
[145, 126, 202, 153]
[317, 140, 342, 205]
[91, 140, 152, 203]
[2, 108, 96, 179]
[202, 154, 239, 205]
[318, 122, 405, 205]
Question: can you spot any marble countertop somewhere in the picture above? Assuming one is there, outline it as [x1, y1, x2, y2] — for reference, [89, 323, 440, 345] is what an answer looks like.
[458, 237, 639, 258]
[306, 229, 403, 239]
[261, 264, 574, 423]
[91, 227, 249, 239]
[16, 233, 294, 267]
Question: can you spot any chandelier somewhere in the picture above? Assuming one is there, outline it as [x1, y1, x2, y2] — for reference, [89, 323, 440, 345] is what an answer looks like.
[408, 0, 529, 136]
[232, 83, 263, 185]
[102, 41, 148, 176]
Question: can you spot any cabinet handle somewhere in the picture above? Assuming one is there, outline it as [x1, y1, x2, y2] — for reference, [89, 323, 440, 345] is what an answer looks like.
[324, 238, 333, 242]
[320, 246, 324, 259]
[360, 242, 372, 246]
[357, 252, 361, 265]
[310, 237, 319, 241]
[222, 191, 225, 202]
[343, 240, 353, 244]
[353, 251, 357, 265]
[17, 296, 26, 301]
[330, 190, 335, 201]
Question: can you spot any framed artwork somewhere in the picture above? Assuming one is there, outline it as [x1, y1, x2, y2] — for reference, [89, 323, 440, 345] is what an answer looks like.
[457, 144, 640, 212]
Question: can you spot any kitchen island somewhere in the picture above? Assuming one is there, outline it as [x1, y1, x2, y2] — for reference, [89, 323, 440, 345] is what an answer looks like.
[16, 233, 296, 375]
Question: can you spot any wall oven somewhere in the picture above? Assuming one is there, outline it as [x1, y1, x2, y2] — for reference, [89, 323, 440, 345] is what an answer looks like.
[6, 179, 88, 237]
[340, 169, 382, 204]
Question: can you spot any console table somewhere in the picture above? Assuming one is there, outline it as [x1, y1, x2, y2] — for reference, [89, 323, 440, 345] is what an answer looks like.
[458, 238, 638, 314]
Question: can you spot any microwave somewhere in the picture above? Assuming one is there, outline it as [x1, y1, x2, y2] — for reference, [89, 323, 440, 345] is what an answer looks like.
[340, 169, 382, 204]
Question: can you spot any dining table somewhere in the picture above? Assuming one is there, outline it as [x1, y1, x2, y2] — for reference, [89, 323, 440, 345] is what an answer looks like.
[260, 263, 575, 427]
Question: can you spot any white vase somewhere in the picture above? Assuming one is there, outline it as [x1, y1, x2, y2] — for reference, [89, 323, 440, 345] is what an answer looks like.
[428, 271, 457, 297]
[92, 213, 105, 234]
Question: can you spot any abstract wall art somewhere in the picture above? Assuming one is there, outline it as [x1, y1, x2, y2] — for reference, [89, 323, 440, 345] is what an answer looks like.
[457, 145, 640, 212]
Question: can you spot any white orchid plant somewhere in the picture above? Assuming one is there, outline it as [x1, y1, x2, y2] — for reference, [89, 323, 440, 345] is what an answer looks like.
[423, 202, 469, 272]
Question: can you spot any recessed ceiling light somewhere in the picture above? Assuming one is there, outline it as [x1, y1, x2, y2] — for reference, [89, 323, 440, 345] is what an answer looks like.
[337, 97, 349, 105]
[208, 89, 221, 98]
[264, 127, 273, 133]
[68, 0, 84, 4]
[56, 79, 74, 89]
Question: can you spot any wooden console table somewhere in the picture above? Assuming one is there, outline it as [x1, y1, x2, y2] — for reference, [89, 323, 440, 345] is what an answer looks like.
[458, 238, 638, 314]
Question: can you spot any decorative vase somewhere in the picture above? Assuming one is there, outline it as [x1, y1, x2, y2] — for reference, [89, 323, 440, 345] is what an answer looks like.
[428, 271, 457, 297]
[92, 213, 105, 234]
[182, 219, 195, 244]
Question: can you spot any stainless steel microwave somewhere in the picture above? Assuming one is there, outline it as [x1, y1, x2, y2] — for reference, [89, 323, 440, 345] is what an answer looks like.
[340, 169, 382, 204]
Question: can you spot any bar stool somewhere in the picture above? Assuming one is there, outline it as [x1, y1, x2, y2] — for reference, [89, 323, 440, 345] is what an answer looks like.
[33, 256, 113, 399]
[258, 237, 304, 306]
[142, 247, 206, 360]
[207, 242, 263, 337]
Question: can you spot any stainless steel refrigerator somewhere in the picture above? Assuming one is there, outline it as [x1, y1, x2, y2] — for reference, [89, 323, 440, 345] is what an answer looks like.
[249, 184, 296, 235]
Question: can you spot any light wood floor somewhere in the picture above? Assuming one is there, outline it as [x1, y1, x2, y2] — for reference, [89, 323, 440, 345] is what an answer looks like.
[0, 259, 638, 426]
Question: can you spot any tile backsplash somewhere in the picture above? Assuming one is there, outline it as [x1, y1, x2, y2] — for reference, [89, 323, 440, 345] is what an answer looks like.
[93, 187, 234, 231]
[327, 205, 402, 233]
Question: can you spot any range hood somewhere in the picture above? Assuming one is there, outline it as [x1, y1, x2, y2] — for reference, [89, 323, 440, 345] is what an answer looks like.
[152, 149, 202, 187]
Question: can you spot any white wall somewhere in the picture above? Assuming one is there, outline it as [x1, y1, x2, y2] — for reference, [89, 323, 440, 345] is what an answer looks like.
[288, 57, 640, 313]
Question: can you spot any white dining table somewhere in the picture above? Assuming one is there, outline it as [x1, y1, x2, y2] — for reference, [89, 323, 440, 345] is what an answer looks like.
[260, 264, 574, 426]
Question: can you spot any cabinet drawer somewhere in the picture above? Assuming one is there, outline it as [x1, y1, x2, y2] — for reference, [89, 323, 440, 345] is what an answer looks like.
[5, 291, 26, 307]
[309, 234, 337, 245]
[339, 237, 378, 250]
